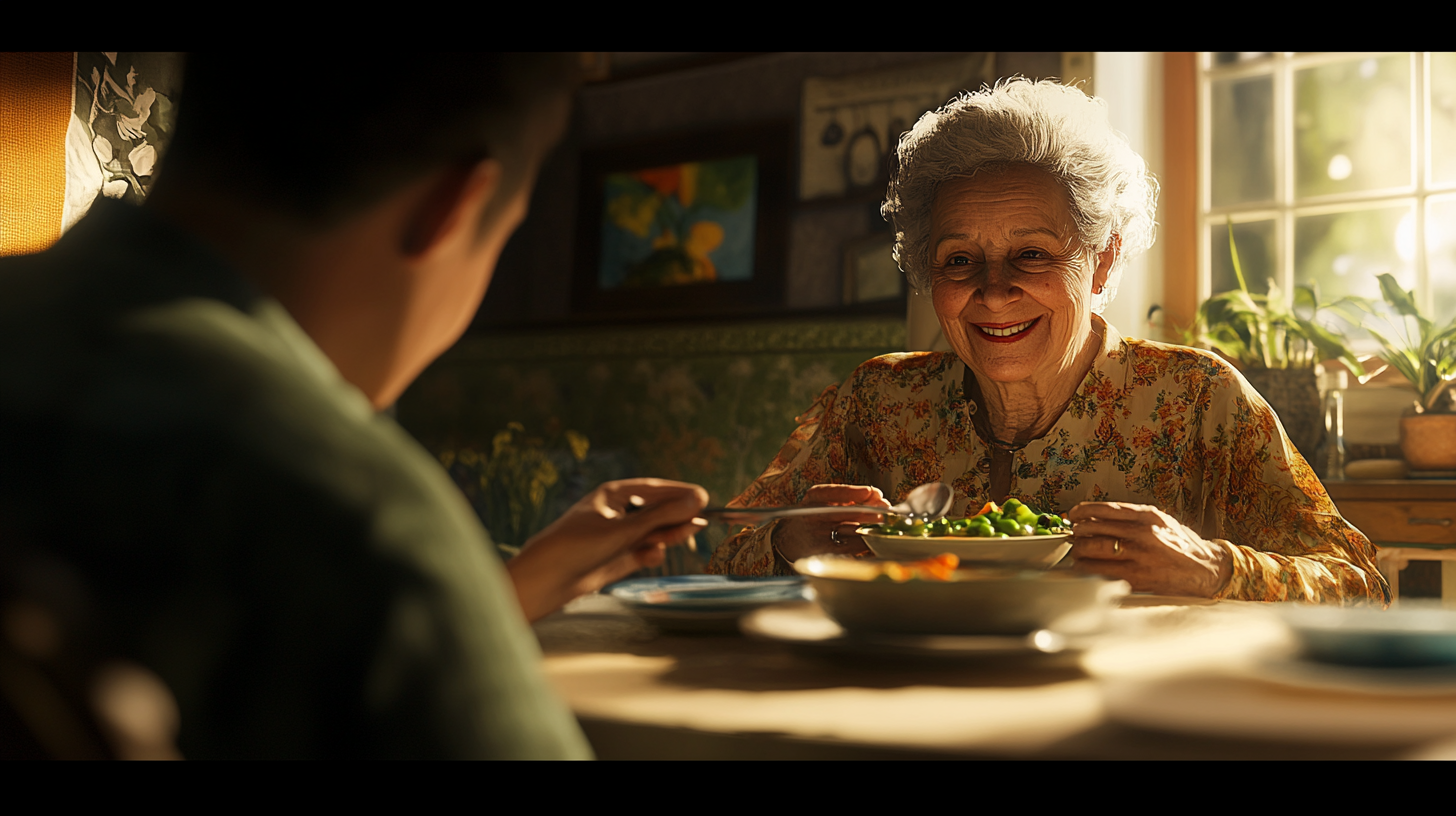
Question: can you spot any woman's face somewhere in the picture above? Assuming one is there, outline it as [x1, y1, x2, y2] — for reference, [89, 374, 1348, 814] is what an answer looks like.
[928, 164, 1115, 386]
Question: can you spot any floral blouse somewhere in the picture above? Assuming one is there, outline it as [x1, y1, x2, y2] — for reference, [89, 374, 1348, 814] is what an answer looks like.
[707, 320, 1389, 605]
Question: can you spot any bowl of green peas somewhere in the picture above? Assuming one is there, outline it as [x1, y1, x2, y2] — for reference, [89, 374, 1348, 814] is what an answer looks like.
[856, 499, 1071, 567]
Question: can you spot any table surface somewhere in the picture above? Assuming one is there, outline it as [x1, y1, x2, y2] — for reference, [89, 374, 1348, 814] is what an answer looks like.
[533, 594, 1456, 760]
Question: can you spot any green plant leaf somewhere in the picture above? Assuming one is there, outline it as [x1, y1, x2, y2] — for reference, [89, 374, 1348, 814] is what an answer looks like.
[1227, 218, 1250, 294]
[1364, 323, 1422, 389]
[1377, 273, 1420, 318]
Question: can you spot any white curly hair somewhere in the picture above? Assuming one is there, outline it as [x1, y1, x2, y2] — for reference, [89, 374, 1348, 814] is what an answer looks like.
[881, 78, 1158, 313]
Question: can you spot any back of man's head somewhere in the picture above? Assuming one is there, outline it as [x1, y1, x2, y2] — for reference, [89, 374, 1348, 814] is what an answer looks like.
[162, 53, 579, 230]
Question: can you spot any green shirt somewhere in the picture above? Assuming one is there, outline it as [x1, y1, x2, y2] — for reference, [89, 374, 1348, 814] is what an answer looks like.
[0, 201, 591, 758]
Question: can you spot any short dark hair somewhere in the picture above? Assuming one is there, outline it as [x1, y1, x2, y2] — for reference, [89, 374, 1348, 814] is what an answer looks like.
[164, 53, 579, 228]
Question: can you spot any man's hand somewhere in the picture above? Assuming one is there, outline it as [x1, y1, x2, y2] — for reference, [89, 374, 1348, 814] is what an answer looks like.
[506, 479, 709, 622]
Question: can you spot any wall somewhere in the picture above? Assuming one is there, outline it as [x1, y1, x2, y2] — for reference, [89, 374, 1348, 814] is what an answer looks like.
[399, 53, 1071, 570]
[471, 52, 1064, 329]
[398, 315, 906, 570]
[1095, 52, 1165, 341]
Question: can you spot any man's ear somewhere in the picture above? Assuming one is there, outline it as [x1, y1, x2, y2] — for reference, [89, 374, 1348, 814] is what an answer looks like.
[400, 159, 503, 258]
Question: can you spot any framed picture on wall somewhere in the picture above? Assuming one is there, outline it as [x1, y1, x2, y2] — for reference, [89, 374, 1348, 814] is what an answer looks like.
[842, 232, 905, 306]
[573, 122, 791, 320]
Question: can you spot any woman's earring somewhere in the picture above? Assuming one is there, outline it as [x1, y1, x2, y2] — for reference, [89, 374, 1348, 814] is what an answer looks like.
[1093, 284, 1104, 295]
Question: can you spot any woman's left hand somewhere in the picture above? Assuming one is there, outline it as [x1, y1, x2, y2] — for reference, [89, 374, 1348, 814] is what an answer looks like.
[1067, 502, 1233, 598]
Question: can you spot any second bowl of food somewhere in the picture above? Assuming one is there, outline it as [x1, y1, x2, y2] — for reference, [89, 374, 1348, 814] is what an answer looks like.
[856, 499, 1071, 567]
[794, 553, 1128, 636]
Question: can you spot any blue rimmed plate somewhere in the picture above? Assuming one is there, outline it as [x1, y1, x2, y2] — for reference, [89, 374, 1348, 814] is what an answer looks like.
[1278, 603, 1456, 668]
[609, 575, 811, 632]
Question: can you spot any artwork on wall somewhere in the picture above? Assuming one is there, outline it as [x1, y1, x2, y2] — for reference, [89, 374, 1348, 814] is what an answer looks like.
[63, 52, 184, 231]
[842, 232, 904, 306]
[574, 122, 791, 320]
[799, 53, 995, 202]
[597, 155, 758, 291]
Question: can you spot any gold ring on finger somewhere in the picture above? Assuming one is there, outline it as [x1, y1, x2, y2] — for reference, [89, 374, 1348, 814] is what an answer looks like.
[1112, 539, 1122, 556]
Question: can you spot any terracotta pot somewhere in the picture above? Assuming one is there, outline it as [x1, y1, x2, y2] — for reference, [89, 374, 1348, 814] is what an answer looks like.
[1400, 412, 1456, 472]
[1242, 367, 1323, 466]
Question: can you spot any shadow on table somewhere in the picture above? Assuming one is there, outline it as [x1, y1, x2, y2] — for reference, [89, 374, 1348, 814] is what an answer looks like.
[534, 609, 1089, 692]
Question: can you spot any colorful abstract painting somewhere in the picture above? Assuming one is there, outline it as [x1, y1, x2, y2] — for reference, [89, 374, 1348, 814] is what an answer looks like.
[598, 155, 758, 290]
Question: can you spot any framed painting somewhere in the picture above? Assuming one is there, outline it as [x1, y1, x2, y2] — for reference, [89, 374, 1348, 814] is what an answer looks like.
[842, 232, 905, 307]
[573, 122, 791, 320]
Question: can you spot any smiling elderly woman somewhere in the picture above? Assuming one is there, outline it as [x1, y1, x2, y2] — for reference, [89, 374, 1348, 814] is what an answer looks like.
[707, 79, 1388, 604]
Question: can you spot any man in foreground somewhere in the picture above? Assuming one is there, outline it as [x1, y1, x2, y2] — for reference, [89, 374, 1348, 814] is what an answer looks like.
[0, 53, 707, 758]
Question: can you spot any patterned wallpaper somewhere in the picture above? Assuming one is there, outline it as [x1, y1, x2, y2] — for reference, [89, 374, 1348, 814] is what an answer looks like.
[397, 316, 905, 572]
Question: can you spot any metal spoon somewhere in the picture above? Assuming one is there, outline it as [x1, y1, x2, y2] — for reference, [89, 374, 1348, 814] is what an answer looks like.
[703, 481, 954, 524]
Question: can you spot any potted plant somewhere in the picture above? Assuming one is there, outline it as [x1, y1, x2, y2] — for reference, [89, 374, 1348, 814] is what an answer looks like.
[1156, 224, 1367, 466]
[1357, 273, 1456, 473]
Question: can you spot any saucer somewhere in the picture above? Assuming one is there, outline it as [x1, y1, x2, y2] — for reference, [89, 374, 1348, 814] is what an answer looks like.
[1245, 656, 1456, 697]
[740, 601, 1077, 662]
[608, 575, 810, 632]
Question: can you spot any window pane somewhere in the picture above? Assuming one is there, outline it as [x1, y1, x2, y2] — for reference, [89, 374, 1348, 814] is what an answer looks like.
[1431, 52, 1456, 187]
[1212, 52, 1272, 67]
[1296, 205, 1415, 347]
[1429, 196, 1456, 320]
[1295, 55, 1412, 198]
[1209, 219, 1275, 295]
[1211, 76, 1274, 207]
[1295, 204, 1415, 303]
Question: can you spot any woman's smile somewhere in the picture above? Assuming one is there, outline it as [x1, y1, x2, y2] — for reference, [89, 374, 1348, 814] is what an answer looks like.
[974, 317, 1041, 342]
[928, 165, 1107, 385]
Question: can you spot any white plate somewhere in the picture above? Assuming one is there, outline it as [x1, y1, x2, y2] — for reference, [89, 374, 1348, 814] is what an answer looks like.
[740, 601, 1077, 661]
[856, 527, 1070, 566]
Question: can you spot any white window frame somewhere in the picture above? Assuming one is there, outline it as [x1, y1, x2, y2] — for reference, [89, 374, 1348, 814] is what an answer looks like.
[1198, 52, 1454, 315]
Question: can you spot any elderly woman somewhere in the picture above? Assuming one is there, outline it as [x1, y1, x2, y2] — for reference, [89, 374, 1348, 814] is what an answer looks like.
[707, 79, 1388, 604]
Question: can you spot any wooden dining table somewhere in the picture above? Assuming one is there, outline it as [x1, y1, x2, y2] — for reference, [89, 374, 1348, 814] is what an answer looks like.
[532, 593, 1456, 760]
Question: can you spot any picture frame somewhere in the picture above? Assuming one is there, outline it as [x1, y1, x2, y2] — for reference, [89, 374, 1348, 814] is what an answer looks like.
[573, 121, 792, 321]
[842, 232, 905, 306]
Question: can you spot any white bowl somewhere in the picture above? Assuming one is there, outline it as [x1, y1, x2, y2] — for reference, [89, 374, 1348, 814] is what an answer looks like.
[856, 526, 1071, 568]
[793, 554, 1128, 636]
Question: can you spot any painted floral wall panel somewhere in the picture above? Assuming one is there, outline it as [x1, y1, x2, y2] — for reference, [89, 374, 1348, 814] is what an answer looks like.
[398, 317, 905, 572]
[64, 52, 183, 230]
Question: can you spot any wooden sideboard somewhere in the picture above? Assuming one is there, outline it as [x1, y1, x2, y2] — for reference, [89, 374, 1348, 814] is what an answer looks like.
[1324, 479, 1456, 602]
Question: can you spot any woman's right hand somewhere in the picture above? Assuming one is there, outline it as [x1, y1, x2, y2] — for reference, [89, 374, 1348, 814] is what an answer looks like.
[772, 484, 890, 564]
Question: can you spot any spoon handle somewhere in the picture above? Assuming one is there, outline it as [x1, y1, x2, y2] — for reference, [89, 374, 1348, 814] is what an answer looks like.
[701, 505, 894, 522]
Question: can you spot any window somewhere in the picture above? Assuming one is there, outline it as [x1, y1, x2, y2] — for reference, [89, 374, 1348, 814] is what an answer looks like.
[1200, 52, 1456, 335]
